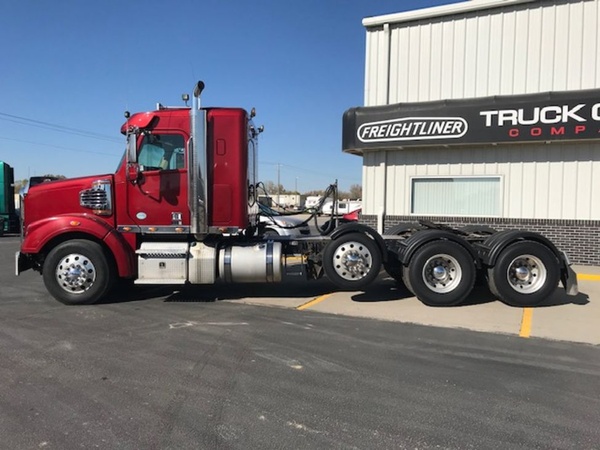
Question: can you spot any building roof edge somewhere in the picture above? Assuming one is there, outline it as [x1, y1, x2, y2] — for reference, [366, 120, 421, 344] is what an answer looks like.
[362, 0, 537, 28]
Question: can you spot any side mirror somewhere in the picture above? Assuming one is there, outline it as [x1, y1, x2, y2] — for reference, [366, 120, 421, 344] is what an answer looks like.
[126, 162, 141, 184]
[125, 129, 141, 183]
[126, 131, 137, 164]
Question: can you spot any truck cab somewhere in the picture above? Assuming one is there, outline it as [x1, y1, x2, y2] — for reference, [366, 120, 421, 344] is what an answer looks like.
[17, 82, 266, 304]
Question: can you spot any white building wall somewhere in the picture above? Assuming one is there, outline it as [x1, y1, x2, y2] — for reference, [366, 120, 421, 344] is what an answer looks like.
[367, 142, 600, 220]
[365, 0, 600, 105]
[361, 0, 600, 219]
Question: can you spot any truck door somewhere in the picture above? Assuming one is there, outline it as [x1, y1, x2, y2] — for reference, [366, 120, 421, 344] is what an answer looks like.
[125, 132, 190, 231]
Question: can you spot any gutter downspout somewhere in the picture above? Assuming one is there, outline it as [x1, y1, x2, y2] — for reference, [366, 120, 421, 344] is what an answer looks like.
[376, 23, 391, 235]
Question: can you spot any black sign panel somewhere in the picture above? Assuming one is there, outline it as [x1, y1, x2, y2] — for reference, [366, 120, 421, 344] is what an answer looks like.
[342, 89, 600, 154]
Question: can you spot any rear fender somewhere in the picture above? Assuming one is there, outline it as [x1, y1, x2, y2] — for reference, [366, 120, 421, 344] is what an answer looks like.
[400, 230, 480, 267]
[480, 230, 577, 295]
[480, 230, 561, 266]
[329, 223, 387, 262]
[21, 215, 135, 278]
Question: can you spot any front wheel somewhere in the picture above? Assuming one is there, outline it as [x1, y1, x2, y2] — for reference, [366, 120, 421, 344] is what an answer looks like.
[323, 232, 382, 290]
[42, 239, 115, 305]
[487, 241, 559, 306]
[403, 240, 476, 306]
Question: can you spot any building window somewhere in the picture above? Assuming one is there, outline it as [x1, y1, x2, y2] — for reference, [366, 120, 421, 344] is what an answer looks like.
[411, 176, 501, 216]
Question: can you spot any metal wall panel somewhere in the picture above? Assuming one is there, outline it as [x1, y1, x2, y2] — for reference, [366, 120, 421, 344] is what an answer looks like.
[362, 142, 600, 220]
[365, 0, 600, 105]
[362, 0, 600, 220]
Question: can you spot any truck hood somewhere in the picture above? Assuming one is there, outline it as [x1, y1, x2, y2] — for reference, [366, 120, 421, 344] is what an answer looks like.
[23, 174, 115, 230]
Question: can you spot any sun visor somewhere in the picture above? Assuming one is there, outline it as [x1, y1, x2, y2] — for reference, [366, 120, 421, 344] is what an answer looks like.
[120, 112, 158, 135]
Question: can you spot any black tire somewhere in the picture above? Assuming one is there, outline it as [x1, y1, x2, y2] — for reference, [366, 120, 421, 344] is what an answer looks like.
[263, 229, 280, 237]
[323, 232, 382, 290]
[42, 239, 115, 305]
[383, 223, 421, 282]
[403, 240, 476, 306]
[383, 257, 403, 283]
[487, 241, 560, 306]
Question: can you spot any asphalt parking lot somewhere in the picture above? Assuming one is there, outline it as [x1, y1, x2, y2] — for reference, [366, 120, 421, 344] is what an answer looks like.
[2, 235, 600, 448]
[3, 234, 598, 346]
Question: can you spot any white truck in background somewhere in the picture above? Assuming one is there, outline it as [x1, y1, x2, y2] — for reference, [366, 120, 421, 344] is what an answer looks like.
[321, 200, 361, 216]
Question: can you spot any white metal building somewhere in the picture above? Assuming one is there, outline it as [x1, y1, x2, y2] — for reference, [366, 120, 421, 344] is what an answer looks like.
[346, 0, 600, 264]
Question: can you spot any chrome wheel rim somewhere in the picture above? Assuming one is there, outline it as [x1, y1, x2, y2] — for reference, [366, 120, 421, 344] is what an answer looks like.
[506, 254, 546, 293]
[332, 240, 372, 281]
[422, 253, 462, 293]
[55, 253, 97, 294]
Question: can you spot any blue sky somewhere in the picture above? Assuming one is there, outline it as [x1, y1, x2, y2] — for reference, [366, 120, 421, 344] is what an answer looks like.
[0, 0, 457, 193]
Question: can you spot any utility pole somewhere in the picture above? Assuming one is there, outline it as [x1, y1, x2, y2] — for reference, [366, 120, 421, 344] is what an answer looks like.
[295, 177, 299, 208]
[277, 163, 281, 207]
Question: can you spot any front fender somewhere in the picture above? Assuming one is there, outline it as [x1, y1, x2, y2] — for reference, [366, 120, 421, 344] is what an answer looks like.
[21, 215, 135, 278]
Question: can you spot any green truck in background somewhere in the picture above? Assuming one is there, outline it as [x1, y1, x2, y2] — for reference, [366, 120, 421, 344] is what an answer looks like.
[0, 162, 20, 234]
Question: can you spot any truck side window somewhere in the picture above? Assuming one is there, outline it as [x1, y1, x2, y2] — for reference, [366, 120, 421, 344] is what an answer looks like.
[138, 134, 185, 171]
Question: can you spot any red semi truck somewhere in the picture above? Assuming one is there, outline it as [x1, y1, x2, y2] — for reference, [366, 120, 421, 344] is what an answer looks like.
[16, 82, 578, 307]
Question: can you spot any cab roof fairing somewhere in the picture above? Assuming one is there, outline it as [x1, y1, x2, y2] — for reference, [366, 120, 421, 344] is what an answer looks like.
[120, 112, 159, 135]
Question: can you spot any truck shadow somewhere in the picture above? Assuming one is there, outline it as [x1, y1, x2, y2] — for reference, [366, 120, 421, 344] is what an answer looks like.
[101, 277, 340, 304]
[527, 290, 589, 307]
[164, 279, 339, 303]
[101, 275, 590, 307]
[351, 276, 590, 308]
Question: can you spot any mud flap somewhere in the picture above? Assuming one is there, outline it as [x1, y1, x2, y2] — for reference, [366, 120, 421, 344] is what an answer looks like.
[560, 252, 579, 296]
[15, 251, 32, 276]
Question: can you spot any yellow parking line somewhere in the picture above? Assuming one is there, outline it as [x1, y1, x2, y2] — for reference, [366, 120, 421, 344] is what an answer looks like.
[519, 308, 533, 338]
[297, 294, 332, 311]
[577, 274, 600, 281]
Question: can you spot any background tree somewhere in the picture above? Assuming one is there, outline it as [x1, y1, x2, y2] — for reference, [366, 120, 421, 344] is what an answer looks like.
[263, 181, 288, 194]
[349, 184, 362, 199]
[13, 174, 66, 194]
[13, 179, 29, 194]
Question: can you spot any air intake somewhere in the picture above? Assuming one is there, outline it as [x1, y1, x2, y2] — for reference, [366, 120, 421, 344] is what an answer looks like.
[80, 179, 112, 216]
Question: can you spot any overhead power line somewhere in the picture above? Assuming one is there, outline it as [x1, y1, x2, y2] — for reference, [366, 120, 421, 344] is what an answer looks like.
[0, 136, 120, 157]
[260, 160, 360, 184]
[0, 112, 121, 143]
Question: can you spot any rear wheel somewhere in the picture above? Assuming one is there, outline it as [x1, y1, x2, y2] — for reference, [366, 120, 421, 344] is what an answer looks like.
[42, 239, 115, 305]
[323, 232, 382, 290]
[404, 240, 476, 306]
[487, 241, 559, 306]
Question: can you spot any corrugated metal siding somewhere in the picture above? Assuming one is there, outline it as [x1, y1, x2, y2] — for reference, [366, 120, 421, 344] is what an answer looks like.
[363, 142, 600, 219]
[365, 0, 600, 105]
[362, 0, 600, 220]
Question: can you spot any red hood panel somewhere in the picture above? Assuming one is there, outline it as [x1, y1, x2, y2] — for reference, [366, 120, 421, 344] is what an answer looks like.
[24, 175, 115, 229]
